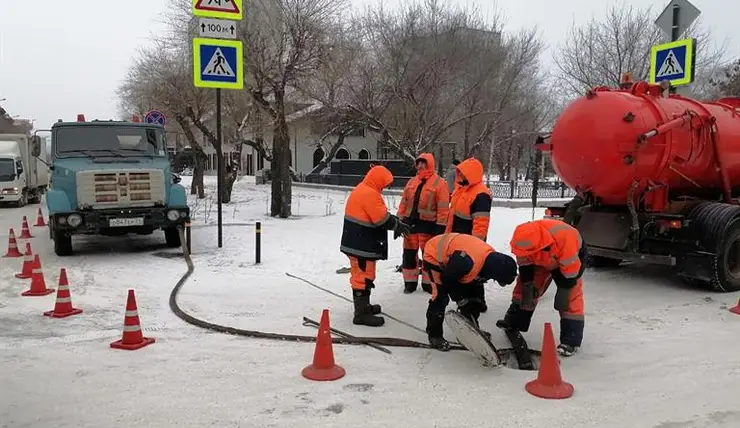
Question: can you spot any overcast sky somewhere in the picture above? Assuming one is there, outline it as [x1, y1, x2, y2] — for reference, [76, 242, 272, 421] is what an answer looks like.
[0, 0, 737, 131]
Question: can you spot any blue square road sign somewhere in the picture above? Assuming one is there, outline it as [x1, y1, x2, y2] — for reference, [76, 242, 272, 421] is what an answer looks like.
[649, 38, 695, 87]
[192, 38, 244, 90]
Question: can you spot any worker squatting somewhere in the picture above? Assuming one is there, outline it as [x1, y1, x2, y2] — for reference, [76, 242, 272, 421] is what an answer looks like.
[339, 154, 586, 357]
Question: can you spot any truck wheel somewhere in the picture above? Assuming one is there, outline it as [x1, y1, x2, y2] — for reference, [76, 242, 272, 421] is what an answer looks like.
[16, 192, 27, 207]
[164, 227, 181, 248]
[685, 202, 740, 292]
[710, 217, 740, 292]
[53, 231, 73, 256]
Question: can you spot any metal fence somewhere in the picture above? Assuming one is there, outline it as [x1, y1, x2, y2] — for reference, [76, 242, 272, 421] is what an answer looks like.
[488, 181, 576, 199]
[303, 174, 575, 199]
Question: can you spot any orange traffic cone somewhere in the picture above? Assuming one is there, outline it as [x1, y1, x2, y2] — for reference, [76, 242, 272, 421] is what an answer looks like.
[730, 298, 740, 315]
[21, 254, 55, 297]
[20, 216, 33, 239]
[44, 268, 83, 318]
[15, 242, 34, 279]
[525, 322, 574, 399]
[3, 228, 23, 258]
[301, 309, 346, 381]
[34, 208, 46, 227]
[110, 289, 155, 350]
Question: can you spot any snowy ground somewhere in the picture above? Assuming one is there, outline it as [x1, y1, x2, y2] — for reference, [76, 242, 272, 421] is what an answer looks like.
[2, 175, 740, 428]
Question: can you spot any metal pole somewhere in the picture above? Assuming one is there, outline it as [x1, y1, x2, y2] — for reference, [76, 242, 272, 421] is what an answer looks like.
[255, 221, 261, 264]
[669, 4, 680, 95]
[216, 88, 223, 248]
[186, 223, 192, 254]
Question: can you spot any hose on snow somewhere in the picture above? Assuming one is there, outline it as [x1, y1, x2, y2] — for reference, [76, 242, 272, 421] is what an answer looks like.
[167, 227, 469, 350]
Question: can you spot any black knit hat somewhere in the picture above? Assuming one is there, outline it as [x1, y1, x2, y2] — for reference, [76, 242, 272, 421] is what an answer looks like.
[480, 252, 518, 285]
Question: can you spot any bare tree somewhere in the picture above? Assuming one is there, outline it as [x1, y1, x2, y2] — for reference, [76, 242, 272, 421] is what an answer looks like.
[241, 0, 348, 218]
[313, 0, 505, 162]
[117, 40, 211, 198]
[553, 3, 727, 99]
[708, 57, 740, 98]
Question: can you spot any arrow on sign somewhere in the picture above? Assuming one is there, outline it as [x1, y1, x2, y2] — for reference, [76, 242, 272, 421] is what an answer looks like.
[230, 25, 235, 35]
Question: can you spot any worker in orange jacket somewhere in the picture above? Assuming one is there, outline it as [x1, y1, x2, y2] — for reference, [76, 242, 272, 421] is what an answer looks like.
[422, 233, 518, 350]
[397, 153, 450, 294]
[446, 157, 494, 311]
[340, 165, 411, 327]
[497, 218, 587, 356]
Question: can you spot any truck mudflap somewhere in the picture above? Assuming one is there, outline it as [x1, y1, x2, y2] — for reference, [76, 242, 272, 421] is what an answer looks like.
[587, 246, 677, 266]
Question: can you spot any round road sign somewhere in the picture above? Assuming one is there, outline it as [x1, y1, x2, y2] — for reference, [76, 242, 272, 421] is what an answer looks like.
[144, 110, 166, 125]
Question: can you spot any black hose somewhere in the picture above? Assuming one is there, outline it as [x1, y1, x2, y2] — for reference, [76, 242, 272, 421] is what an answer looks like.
[167, 228, 467, 350]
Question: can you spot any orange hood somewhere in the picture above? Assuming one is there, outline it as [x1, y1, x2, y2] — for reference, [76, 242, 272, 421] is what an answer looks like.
[456, 158, 484, 186]
[510, 221, 555, 257]
[362, 165, 394, 191]
[415, 153, 436, 179]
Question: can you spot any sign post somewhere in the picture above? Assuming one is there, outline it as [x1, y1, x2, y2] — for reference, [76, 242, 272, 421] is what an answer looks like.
[653, 0, 701, 95]
[191, 0, 244, 249]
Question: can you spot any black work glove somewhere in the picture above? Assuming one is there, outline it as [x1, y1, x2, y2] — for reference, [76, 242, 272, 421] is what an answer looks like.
[393, 219, 411, 239]
[554, 287, 571, 312]
[521, 282, 536, 309]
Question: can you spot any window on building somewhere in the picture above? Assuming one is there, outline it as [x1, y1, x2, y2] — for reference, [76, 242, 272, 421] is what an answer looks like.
[358, 148, 371, 159]
[336, 148, 350, 160]
[313, 147, 325, 167]
[257, 153, 265, 171]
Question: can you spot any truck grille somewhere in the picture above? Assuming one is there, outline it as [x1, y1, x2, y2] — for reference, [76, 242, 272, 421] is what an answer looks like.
[76, 169, 166, 209]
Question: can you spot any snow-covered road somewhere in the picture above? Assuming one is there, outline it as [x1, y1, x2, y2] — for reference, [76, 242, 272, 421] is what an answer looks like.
[1, 176, 740, 428]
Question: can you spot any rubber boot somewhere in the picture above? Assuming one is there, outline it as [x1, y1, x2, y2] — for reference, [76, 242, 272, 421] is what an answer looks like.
[352, 289, 385, 327]
[421, 283, 432, 294]
[426, 311, 450, 351]
[403, 281, 418, 294]
[495, 302, 534, 332]
[365, 279, 381, 314]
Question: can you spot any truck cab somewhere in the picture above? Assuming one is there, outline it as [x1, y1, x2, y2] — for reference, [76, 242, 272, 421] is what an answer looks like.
[0, 143, 25, 205]
[32, 114, 190, 256]
[0, 135, 48, 206]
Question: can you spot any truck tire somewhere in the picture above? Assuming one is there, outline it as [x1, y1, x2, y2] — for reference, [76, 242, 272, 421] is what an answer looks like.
[16, 191, 27, 207]
[164, 227, 181, 248]
[685, 202, 740, 292]
[53, 230, 73, 256]
[28, 191, 41, 204]
[707, 217, 740, 292]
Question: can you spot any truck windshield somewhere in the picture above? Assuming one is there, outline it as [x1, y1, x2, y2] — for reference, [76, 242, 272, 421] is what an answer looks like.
[0, 159, 15, 181]
[55, 126, 167, 158]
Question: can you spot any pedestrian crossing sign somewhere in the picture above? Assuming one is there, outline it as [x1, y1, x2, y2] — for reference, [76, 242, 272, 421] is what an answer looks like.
[649, 38, 695, 87]
[192, 37, 244, 90]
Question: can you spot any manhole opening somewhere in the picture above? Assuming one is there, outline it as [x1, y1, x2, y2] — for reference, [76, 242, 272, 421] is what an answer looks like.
[496, 348, 541, 371]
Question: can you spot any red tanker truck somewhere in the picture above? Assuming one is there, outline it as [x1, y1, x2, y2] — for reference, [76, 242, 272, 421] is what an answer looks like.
[537, 79, 740, 292]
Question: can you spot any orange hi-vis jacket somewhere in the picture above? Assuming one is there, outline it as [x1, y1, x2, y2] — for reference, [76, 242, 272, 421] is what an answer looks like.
[340, 165, 395, 261]
[423, 233, 495, 285]
[509, 218, 585, 287]
[397, 153, 449, 235]
[446, 157, 492, 241]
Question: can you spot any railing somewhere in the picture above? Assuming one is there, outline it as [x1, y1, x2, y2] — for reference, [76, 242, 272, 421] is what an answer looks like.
[303, 174, 576, 199]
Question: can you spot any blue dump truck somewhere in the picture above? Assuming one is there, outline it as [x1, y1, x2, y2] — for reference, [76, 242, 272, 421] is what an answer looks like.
[30, 114, 190, 256]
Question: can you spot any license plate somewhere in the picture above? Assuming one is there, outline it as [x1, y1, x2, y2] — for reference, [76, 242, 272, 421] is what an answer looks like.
[109, 217, 144, 227]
